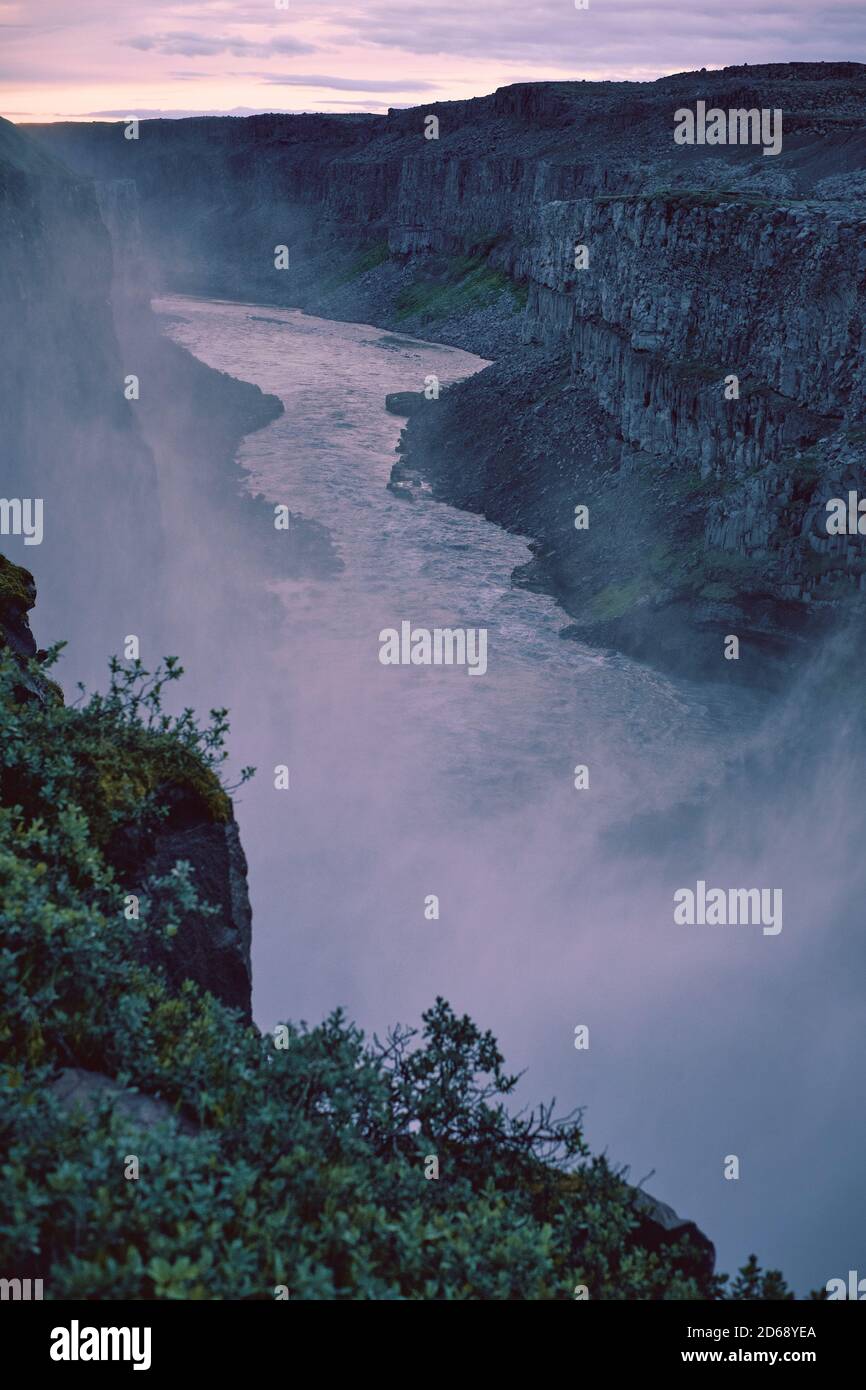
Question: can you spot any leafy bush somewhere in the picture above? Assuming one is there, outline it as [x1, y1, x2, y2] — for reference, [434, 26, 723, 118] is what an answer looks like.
[0, 648, 792, 1299]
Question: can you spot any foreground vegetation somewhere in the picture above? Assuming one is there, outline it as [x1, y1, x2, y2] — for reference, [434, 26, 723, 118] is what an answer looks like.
[0, 636, 795, 1299]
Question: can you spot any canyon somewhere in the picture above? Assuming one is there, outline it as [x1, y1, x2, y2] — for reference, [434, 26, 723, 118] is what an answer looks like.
[4, 66, 866, 1295]
[25, 59, 866, 684]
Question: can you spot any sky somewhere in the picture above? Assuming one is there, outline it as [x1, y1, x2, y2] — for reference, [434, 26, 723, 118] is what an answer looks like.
[2, 0, 866, 122]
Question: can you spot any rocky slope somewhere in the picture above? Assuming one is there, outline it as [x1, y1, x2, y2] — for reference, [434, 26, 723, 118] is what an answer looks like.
[27, 62, 866, 682]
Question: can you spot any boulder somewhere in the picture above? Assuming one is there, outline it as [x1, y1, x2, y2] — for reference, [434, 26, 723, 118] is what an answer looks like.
[385, 391, 427, 418]
[49, 1067, 197, 1136]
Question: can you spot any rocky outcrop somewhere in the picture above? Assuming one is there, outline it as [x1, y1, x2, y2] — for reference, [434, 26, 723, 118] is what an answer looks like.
[0, 553, 63, 704]
[108, 781, 253, 1022]
[0, 554, 38, 662]
[553, 1165, 716, 1284]
[385, 391, 427, 417]
[632, 1190, 716, 1285]
[0, 551, 253, 1020]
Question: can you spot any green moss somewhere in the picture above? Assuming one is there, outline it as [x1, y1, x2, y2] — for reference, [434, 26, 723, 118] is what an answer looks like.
[680, 544, 763, 597]
[395, 255, 524, 323]
[81, 727, 231, 844]
[590, 578, 645, 621]
[1, 652, 237, 850]
[674, 361, 722, 384]
[353, 239, 390, 274]
[0, 554, 35, 609]
[670, 469, 729, 499]
[314, 239, 391, 296]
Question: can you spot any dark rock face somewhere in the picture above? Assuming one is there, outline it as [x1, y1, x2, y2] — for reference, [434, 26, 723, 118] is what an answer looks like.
[0, 553, 63, 704]
[388, 346, 838, 684]
[385, 390, 427, 417]
[633, 1190, 716, 1285]
[143, 787, 253, 1022]
[106, 782, 253, 1024]
[0, 555, 37, 661]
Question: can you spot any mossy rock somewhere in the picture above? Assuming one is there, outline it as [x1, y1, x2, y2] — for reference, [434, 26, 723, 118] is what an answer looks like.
[77, 727, 231, 846]
[0, 554, 36, 612]
[0, 555, 39, 673]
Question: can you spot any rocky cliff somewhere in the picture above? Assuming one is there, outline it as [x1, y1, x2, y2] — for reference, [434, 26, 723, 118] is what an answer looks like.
[27, 62, 866, 682]
[0, 553, 253, 1019]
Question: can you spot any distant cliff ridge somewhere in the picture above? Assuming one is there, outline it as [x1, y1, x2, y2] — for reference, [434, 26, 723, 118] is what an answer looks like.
[25, 62, 866, 677]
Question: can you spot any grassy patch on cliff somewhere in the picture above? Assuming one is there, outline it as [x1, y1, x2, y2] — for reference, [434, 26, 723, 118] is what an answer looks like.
[395, 254, 526, 323]
[0, 648, 797, 1300]
[313, 238, 391, 297]
[590, 578, 647, 621]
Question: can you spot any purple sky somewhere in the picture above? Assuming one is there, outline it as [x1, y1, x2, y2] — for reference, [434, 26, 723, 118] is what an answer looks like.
[2, 0, 865, 121]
